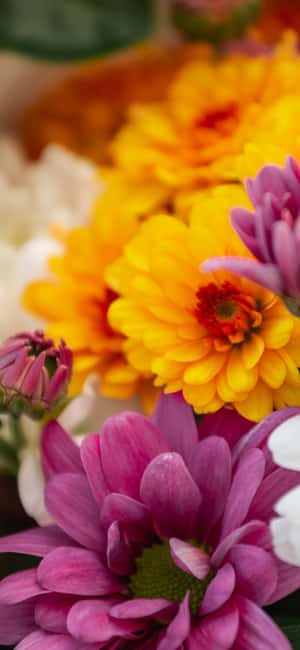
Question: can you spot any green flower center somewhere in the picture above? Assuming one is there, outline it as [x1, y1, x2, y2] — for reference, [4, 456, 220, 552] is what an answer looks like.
[128, 541, 214, 615]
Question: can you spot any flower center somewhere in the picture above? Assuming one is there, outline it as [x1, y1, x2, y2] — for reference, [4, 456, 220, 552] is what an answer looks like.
[195, 281, 262, 349]
[194, 102, 238, 136]
[128, 542, 214, 615]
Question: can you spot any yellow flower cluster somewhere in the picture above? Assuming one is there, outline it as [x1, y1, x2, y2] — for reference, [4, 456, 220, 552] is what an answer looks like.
[24, 33, 300, 420]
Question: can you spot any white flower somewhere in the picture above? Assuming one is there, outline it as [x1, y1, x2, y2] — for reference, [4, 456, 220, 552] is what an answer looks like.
[268, 414, 300, 472]
[271, 486, 300, 566]
[0, 136, 101, 341]
[269, 414, 300, 566]
[17, 375, 142, 525]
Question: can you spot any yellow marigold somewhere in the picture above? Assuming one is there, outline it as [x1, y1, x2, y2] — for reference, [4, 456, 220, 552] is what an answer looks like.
[111, 32, 300, 200]
[107, 185, 300, 421]
[23, 212, 156, 410]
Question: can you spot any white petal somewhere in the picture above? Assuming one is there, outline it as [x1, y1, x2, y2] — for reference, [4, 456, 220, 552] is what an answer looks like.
[271, 516, 300, 566]
[275, 485, 300, 521]
[18, 448, 53, 526]
[268, 414, 300, 470]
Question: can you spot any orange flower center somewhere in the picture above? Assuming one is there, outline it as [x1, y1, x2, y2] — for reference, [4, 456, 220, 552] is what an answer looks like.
[195, 281, 262, 350]
[194, 103, 238, 134]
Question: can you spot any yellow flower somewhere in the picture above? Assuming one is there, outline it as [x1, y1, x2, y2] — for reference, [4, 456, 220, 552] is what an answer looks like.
[107, 185, 300, 421]
[23, 212, 157, 408]
[111, 33, 300, 202]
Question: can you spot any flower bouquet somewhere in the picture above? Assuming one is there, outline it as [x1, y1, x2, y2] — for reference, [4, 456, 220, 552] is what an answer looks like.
[1, 0, 300, 648]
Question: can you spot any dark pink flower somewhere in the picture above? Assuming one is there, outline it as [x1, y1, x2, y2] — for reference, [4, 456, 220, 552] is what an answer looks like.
[203, 156, 300, 316]
[0, 394, 299, 649]
[0, 330, 72, 418]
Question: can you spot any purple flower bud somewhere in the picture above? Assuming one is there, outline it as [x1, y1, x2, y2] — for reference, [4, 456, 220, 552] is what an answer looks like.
[0, 330, 73, 419]
[203, 156, 300, 316]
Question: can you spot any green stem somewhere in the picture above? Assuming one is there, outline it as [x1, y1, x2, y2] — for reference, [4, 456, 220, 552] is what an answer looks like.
[0, 437, 19, 475]
[9, 415, 26, 450]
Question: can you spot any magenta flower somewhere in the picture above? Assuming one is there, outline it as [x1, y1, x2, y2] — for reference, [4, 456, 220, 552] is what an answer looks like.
[0, 330, 72, 418]
[202, 156, 300, 316]
[0, 394, 300, 649]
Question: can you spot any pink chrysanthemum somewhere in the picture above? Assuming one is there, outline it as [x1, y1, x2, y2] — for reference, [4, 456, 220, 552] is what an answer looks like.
[203, 156, 300, 317]
[0, 394, 300, 649]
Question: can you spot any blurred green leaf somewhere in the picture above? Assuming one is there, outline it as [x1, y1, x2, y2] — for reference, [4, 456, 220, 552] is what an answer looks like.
[0, 0, 153, 61]
[266, 590, 300, 649]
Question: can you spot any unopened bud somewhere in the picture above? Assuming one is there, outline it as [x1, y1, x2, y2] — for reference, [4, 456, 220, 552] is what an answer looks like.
[0, 330, 72, 419]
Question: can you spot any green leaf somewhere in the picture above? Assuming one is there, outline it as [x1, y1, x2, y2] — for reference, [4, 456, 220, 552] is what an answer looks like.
[0, 0, 153, 61]
[266, 590, 300, 649]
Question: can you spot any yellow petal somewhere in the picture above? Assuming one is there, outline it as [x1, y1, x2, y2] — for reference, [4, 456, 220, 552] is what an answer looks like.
[235, 381, 273, 421]
[148, 302, 194, 325]
[183, 380, 217, 409]
[144, 324, 179, 350]
[275, 383, 300, 407]
[241, 334, 264, 370]
[152, 357, 184, 381]
[194, 395, 224, 414]
[166, 341, 208, 362]
[73, 354, 104, 373]
[184, 352, 226, 385]
[261, 317, 294, 349]
[103, 361, 140, 384]
[278, 349, 300, 385]
[177, 322, 207, 341]
[227, 347, 259, 393]
[125, 341, 154, 373]
[259, 350, 287, 389]
[217, 368, 238, 402]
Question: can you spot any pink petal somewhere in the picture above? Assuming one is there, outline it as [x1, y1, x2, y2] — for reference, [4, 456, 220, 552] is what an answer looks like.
[100, 412, 169, 499]
[233, 407, 300, 473]
[67, 598, 144, 643]
[212, 521, 266, 568]
[199, 564, 236, 616]
[107, 521, 134, 575]
[44, 366, 68, 402]
[234, 595, 291, 649]
[38, 546, 123, 596]
[110, 598, 176, 619]
[157, 591, 191, 650]
[189, 436, 232, 534]
[221, 449, 265, 538]
[34, 594, 78, 633]
[273, 221, 299, 295]
[45, 473, 105, 551]
[152, 392, 198, 462]
[0, 525, 74, 557]
[15, 630, 100, 649]
[246, 165, 289, 204]
[248, 467, 300, 523]
[0, 601, 37, 644]
[228, 544, 278, 605]
[80, 434, 109, 508]
[101, 493, 152, 544]
[199, 408, 253, 450]
[170, 539, 210, 579]
[21, 351, 46, 397]
[202, 258, 283, 295]
[41, 421, 82, 480]
[0, 569, 46, 604]
[140, 452, 202, 539]
[267, 558, 300, 604]
[186, 600, 239, 649]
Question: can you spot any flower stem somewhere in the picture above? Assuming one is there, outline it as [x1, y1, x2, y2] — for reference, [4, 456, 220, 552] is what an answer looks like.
[0, 436, 19, 475]
[9, 415, 26, 450]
